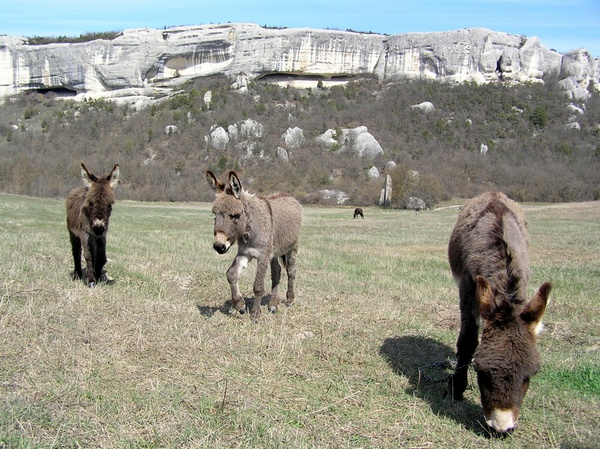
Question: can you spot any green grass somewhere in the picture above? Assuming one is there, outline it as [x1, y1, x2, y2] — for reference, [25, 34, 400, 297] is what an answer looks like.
[0, 194, 598, 448]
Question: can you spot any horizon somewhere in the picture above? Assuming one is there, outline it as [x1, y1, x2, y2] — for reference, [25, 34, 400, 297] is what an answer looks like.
[1, 1, 599, 57]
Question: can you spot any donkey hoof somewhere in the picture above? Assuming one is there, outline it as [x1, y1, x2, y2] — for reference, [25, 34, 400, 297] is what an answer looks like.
[88, 281, 96, 288]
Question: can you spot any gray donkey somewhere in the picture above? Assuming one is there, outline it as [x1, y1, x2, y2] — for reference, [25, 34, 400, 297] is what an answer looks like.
[206, 170, 302, 318]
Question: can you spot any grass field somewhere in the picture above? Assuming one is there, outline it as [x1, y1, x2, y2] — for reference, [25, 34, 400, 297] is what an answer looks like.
[0, 193, 598, 448]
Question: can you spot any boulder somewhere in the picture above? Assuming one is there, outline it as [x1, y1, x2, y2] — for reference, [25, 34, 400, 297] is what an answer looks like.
[275, 147, 289, 162]
[406, 197, 427, 211]
[205, 125, 229, 150]
[411, 101, 435, 113]
[240, 118, 263, 139]
[315, 126, 384, 158]
[164, 125, 179, 135]
[282, 127, 305, 149]
[367, 166, 380, 179]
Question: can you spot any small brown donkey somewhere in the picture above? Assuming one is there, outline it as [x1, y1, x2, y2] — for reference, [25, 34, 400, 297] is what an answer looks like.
[66, 163, 120, 287]
[447, 192, 552, 435]
[207, 170, 302, 318]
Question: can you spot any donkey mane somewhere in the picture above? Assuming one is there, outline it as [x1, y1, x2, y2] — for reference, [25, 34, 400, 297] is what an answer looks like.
[492, 212, 528, 311]
[472, 200, 529, 317]
[88, 180, 116, 204]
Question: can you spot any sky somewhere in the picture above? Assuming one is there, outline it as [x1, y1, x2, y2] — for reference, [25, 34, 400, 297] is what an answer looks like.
[2, 0, 599, 57]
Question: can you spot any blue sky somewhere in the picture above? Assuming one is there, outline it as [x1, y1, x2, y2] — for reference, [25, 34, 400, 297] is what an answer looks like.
[2, 0, 599, 57]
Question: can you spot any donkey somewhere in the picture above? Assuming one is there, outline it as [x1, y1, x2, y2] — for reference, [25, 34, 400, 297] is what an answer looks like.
[206, 170, 302, 318]
[447, 192, 552, 435]
[66, 163, 120, 287]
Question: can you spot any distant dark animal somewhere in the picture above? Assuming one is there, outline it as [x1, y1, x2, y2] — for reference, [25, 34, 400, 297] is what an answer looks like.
[206, 170, 302, 318]
[353, 207, 364, 219]
[447, 192, 551, 435]
[66, 163, 120, 287]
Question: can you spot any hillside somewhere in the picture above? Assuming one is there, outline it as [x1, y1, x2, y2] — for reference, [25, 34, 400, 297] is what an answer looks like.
[0, 75, 598, 206]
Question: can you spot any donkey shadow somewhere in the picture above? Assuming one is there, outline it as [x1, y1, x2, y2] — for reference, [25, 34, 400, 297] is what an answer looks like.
[196, 295, 276, 318]
[380, 335, 488, 436]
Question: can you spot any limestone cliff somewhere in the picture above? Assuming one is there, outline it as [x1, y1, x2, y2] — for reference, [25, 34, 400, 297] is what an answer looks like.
[0, 23, 597, 102]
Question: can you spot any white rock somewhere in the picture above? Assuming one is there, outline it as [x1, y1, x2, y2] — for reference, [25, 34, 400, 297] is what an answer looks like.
[411, 101, 435, 113]
[367, 166, 380, 179]
[282, 127, 305, 149]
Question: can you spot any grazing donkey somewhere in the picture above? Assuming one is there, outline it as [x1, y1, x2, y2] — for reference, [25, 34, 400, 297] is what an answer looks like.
[447, 192, 552, 435]
[353, 207, 364, 219]
[66, 163, 120, 287]
[206, 170, 302, 318]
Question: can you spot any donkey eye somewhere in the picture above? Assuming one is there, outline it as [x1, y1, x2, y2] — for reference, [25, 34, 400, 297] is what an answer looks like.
[230, 213, 240, 220]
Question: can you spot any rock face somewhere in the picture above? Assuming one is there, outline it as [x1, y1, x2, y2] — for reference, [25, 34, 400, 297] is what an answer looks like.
[0, 23, 597, 102]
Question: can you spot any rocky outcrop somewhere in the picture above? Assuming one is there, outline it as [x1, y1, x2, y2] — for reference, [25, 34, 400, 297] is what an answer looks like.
[316, 126, 384, 158]
[378, 175, 392, 207]
[0, 23, 597, 102]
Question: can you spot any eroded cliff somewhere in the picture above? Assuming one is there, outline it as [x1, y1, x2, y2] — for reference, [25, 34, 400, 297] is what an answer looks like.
[0, 23, 597, 102]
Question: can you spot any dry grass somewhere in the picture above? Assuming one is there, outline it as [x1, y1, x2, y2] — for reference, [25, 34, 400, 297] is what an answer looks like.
[0, 194, 598, 448]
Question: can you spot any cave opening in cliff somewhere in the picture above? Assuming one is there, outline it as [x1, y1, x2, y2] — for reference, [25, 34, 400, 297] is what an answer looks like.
[257, 73, 356, 88]
[28, 86, 78, 98]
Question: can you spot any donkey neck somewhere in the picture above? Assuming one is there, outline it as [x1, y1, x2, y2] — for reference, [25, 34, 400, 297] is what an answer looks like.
[240, 191, 274, 239]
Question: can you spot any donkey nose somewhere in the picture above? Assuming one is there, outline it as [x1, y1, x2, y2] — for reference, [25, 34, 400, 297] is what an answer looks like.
[213, 242, 228, 254]
[92, 224, 105, 236]
[486, 410, 516, 435]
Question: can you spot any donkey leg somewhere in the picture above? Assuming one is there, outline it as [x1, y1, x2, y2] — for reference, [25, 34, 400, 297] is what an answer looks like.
[450, 318, 479, 400]
[69, 232, 83, 279]
[268, 257, 282, 313]
[250, 257, 269, 318]
[226, 255, 249, 313]
[93, 236, 107, 282]
[449, 277, 479, 400]
[284, 247, 298, 306]
[83, 234, 97, 287]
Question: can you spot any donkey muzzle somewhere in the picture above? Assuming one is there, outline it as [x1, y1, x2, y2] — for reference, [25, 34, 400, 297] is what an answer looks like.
[213, 242, 230, 254]
[92, 225, 105, 236]
[485, 409, 517, 435]
[213, 231, 231, 254]
[91, 219, 106, 236]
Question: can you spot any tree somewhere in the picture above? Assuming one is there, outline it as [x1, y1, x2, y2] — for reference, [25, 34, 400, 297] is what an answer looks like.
[529, 105, 548, 128]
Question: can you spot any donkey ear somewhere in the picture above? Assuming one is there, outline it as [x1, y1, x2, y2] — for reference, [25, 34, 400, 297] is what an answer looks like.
[475, 276, 495, 319]
[108, 164, 120, 188]
[206, 171, 225, 192]
[521, 282, 552, 335]
[228, 171, 243, 199]
[80, 163, 97, 186]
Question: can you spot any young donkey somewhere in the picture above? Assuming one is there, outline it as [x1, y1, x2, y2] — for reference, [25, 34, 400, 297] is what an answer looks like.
[66, 163, 120, 287]
[206, 170, 302, 318]
[447, 192, 552, 435]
